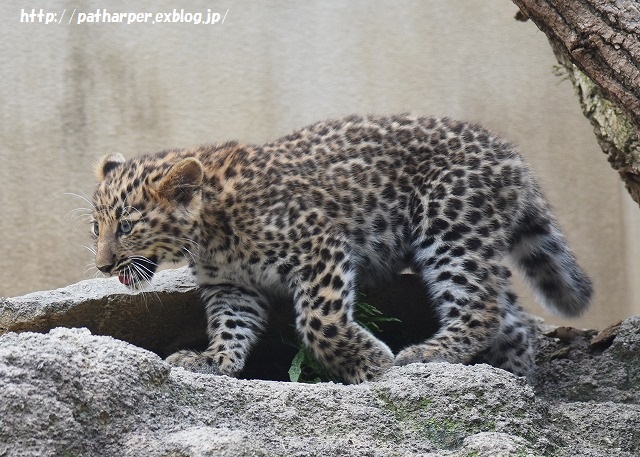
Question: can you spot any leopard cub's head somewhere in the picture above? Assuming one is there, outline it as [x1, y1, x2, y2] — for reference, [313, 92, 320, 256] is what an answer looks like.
[91, 152, 203, 288]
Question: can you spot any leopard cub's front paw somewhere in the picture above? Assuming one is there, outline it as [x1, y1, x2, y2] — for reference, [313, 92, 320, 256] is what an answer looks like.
[165, 349, 223, 375]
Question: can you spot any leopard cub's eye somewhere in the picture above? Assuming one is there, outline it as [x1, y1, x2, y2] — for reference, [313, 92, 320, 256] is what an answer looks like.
[91, 221, 99, 237]
[118, 219, 134, 235]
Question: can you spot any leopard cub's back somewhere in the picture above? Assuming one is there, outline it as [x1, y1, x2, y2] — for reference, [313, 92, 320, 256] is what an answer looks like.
[220, 115, 539, 288]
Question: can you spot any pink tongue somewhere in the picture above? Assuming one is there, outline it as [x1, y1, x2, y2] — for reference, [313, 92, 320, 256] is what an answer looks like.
[118, 274, 131, 286]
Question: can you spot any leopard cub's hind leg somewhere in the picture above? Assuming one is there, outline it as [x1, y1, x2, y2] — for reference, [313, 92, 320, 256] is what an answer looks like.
[395, 188, 512, 369]
[478, 283, 537, 378]
[396, 226, 536, 378]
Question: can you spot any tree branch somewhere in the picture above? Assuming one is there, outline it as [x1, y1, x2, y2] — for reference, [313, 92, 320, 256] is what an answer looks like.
[512, 0, 640, 204]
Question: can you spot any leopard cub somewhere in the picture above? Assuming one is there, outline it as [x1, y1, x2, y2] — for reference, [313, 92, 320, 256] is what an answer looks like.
[90, 114, 592, 383]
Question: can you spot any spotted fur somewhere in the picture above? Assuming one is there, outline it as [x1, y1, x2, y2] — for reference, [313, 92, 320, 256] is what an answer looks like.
[90, 114, 592, 383]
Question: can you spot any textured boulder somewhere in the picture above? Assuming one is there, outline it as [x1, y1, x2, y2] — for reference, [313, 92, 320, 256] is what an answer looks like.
[534, 318, 640, 404]
[1, 327, 639, 456]
[0, 328, 561, 456]
[1, 268, 640, 456]
[0, 267, 206, 357]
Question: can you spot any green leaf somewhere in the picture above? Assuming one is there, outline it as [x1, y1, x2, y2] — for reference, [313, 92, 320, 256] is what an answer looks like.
[355, 298, 401, 334]
[288, 348, 305, 382]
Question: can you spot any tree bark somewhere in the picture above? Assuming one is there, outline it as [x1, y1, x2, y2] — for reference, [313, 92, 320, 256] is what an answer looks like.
[512, 0, 640, 204]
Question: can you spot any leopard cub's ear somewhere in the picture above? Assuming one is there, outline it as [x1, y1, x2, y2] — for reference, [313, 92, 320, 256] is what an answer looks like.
[95, 153, 126, 181]
[156, 157, 204, 205]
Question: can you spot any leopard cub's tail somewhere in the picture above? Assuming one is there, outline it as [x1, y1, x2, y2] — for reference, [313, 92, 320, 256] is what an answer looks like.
[508, 193, 592, 317]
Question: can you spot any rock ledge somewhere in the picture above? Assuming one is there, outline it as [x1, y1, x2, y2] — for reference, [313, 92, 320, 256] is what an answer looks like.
[1, 268, 639, 456]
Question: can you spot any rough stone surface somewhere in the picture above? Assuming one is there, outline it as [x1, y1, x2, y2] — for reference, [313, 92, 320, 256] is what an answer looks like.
[0, 267, 206, 358]
[1, 268, 640, 456]
[534, 317, 640, 404]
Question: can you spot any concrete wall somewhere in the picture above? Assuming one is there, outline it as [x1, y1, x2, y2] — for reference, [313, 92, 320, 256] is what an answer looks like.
[0, 0, 636, 329]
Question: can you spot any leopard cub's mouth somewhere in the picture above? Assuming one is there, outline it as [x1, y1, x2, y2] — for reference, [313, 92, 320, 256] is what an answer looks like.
[116, 256, 159, 287]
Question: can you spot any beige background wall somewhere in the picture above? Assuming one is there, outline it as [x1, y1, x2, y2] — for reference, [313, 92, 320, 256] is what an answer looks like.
[0, 0, 637, 329]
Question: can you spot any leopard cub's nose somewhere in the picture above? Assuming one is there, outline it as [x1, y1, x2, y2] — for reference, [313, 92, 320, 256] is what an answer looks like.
[97, 263, 115, 274]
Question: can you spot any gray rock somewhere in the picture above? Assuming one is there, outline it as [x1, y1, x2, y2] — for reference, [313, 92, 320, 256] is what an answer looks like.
[1, 268, 640, 456]
[0, 267, 207, 357]
[0, 328, 540, 456]
[0, 327, 639, 456]
[534, 317, 640, 403]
